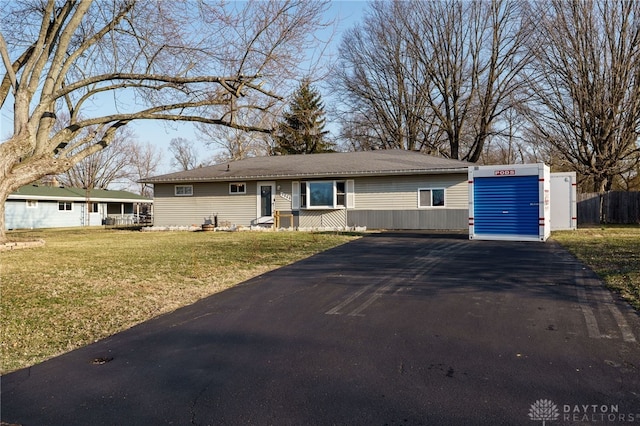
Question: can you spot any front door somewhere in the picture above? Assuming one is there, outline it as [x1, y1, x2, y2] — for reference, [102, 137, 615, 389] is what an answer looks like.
[257, 182, 275, 223]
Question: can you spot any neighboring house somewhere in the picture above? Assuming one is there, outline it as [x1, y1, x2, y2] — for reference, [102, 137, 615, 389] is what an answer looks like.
[5, 184, 153, 230]
[141, 150, 472, 230]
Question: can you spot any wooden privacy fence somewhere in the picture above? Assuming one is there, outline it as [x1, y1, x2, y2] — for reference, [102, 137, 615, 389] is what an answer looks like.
[577, 191, 640, 225]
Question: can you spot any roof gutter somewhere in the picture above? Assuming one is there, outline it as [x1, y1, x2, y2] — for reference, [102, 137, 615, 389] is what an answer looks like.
[140, 167, 470, 184]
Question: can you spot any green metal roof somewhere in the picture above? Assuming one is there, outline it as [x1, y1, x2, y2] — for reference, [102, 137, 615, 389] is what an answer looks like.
[8, 185, 152, 203]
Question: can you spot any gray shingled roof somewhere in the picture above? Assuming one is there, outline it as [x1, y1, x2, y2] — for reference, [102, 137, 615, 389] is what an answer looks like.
[141, 150, 472, 183]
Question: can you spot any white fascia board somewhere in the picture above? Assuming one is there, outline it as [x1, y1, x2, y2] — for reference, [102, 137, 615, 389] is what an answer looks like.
[8, 194, 152, 203]
[7, 194, 82, 201]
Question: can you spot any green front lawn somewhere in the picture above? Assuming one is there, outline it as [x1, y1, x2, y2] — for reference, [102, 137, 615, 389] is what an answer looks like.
[552, 226, 640, 311]
[1, 228, 360, 374]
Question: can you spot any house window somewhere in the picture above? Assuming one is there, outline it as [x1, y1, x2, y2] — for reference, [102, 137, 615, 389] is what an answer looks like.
[26, 200, 38, 208]
[300, 182, 307, 208]
[174, 185, 193, 196]
[336, 181, 346, 206]
[418, 188, 445, 208]
[229, 182, 246, 194]
[300, 181, 347, 209]
[89, 202, 99, 213]
[58, 201, 73, 211]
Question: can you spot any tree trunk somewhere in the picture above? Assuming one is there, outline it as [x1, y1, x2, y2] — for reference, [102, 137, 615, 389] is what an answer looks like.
[0, 133, 32, 243]
[0, 190, 7, 243]
[0, 173, 25, 243]
[0, 133, 73, 243]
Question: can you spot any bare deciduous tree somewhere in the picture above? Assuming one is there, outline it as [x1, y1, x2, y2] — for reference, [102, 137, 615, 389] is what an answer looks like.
[127, 141, 162, 198]
[0, 0, 329, 241]
[333, 1, 437, 153]
[195, 108, 272, 162]
[334, 0, 532, 161]
[410, 0, 533, 161]
[523, 0, 640, 192]
[480, 105, 538, 165]
[168, 137, 204, 171]
[57, 126, 138, 189]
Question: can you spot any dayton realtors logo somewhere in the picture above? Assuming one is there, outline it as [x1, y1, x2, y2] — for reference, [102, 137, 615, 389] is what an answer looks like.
[529, 400, 639, 424]
[529, 399, 560, 425]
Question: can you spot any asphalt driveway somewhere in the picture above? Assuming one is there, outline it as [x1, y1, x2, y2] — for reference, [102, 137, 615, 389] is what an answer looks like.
[2, 232, 639, 425]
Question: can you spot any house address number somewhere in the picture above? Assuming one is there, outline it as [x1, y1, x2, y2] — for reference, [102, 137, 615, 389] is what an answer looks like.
[279, 192, 292, 201]
[494, 169, 516, 176]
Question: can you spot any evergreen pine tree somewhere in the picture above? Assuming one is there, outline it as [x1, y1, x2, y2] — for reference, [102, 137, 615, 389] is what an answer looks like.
[274, 79, 334, 154]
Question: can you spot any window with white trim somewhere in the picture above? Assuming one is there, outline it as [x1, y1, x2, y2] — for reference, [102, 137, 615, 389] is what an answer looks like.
[174, 185, 193, 196]
[418, 188, 445, 208]
[58, 201, 73, 211]
[229, 182, 246, 194]
[300, 180, 347, 209]
[26, 200, 38, 208]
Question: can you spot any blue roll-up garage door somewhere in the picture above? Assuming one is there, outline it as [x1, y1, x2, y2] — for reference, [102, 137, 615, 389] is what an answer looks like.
[473, 176, 539, 236]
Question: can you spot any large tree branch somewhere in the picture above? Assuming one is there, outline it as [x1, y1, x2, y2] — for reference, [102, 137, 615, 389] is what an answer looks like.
[25, 0, 77, 97]
[87, 111, 275, 134]
[0, 43, 35, 109]
[0, 33, 18, 97]
[18, 0, 57, 91]
[53, 1, 135, 92]
[53, 72, 279, 100]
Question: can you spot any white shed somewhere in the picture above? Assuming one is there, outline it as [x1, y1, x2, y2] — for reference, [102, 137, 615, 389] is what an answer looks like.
[550, 172, 577, 231]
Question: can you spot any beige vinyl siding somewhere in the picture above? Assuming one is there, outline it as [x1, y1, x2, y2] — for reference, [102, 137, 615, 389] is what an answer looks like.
[443, 177, 468, 208]
[354, 174, 467, 210]
[274, 181, 293, 212]
[152, 174, 468, 228]
[153, 182, 256, 227]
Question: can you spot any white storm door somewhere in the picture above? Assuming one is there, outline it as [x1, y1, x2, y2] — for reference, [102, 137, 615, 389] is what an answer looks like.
[256, 181, 276, 223]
